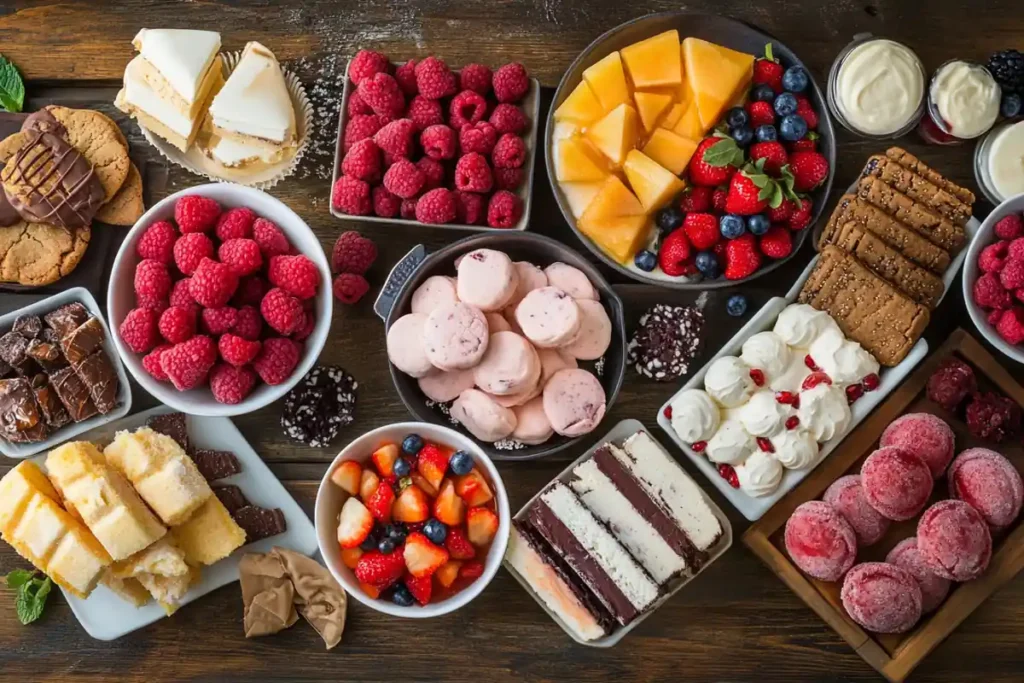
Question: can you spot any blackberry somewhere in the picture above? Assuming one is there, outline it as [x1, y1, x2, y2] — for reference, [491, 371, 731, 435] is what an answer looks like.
[988, 50, 1024, 93]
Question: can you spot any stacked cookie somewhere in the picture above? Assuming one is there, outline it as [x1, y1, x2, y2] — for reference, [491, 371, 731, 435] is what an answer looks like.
[0, 106, 144, 286]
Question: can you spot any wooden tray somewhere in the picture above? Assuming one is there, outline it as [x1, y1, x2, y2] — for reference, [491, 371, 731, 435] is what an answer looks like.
[743, 328, 1024, 682]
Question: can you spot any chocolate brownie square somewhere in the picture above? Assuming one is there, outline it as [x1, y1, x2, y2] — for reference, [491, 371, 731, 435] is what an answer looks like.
[147, 412, 189, 452]
[61, 317, 105, 365]
[232, 506, 287, 542]
[49, 366, 97, 422]
[213, 485, 250, 515]
[0, 377, 47, 442]
[30, 374, 70, 429]
[0, 331, 38, 376]
[191, 449, 242, 481]
[44, 303, 89, 338]
[12, 315, 42, 339]
[73, 351, 119, 414]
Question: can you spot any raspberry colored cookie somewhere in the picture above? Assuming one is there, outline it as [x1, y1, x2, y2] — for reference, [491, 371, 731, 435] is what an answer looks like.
[450, 388, 517, 442]
[386, 313, 434, 377]
[783, 500, 858, 582]
[561, 299, 612, 361]
[485, 312, 511, 333]
[886, 537, 951, 614]
[456, 249, 518, 311]
[948, 448, 1024, 529]
[417, 367, 476, 403]
[840, 562, 923, 633]
[424, 302, 490, 371]
[511, 396, 554, 445]
[473, 331, 541, 396]
[879, 413, 956, 479]
[542, 368, 606, 437]
[860, 447, 934, 521]
[505, 261, 548, 310]
[917, 499, 993, 581]
[411, 275, 459, 315]
[823, 475, 891, 546]
[515, 286, 582, 348]
[543, 262, 597, 301]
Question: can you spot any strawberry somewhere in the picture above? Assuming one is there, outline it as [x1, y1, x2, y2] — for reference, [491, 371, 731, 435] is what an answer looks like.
[371, 443, 399, 477]
[466, 506, 499, 546]
[393, 484, 430, 523]
[795, 95, 818, 129]
[454, 469, 494, 506]
[759, 225, 793, 259]
[745, 100, 775, 128]
[725, 168, 775, 216]
[433, 478, 466, 526]
[459, 561, 485, 580]
[359, 469, 380, 502]
[682, 213, 719, 250]
[752, 43, 784, 92]
[416, 443, 448, 491]
[410, 472, 438, 498]
[789, 151, 829, 192]
[340, 546, 364, 569]
[365, 480, 395, 522]
[360, 582, 383, 599]
[403, 531, 450, 578]
[435, 560, 463, 588]
[687, 136, 743, 187]
[404, 572, 432, 605]
[330, 460, 363, 496]
[767, 198, 795, 222]
[748, 142, 788, 176]
[679, 186, 712, 213]
[711, 188, 728, 212]
[724, 233, 762, 280]
[337, 497, 374, 548]
[658, 229, 693, 277]
[789, 135, 818, 153]
[788, 196, 813, 231]
[354, 549, 406, 588]
[445, 527, 476, 560]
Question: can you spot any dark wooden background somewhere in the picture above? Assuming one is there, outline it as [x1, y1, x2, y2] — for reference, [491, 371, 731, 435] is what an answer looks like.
[1, 1, 1022, 681]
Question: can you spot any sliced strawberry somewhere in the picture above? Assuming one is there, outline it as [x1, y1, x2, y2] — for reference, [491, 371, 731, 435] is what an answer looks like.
[445, 527, 476, 560]
[403, 531, 450, 578]
[404, 572, 432, 605]
[365, 480, 395, 522]
[454, 468, 494, 506]
[371, 443, 400, 477]
[330, 460, 362, 495]
[459, 561, 485, 580]
[434, 478, 466, 526]
[410, 471, 438, 498]
[337, 497, 374, 548]
[340, 546, 364, 569]
[393, 484, 430, 523]
[466, 506, 499, 547]
[435, 560, 463, 588]
[359, 469, 380, 502]
[416, 443, 449, 491]
[354, 549, 406, 588]
[360, 581, 382, 599]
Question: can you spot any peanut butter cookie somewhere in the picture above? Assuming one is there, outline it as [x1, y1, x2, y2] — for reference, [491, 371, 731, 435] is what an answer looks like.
[0, 219, 90, 286]
[95, 162, 144, 226]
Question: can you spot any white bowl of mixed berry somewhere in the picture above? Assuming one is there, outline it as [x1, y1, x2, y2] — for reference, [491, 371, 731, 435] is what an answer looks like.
[315, 422, 510, 617]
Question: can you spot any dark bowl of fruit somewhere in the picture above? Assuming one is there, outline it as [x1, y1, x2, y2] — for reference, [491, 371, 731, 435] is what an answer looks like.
[316, 422, 510, 617]
[546, 11, 836, 289]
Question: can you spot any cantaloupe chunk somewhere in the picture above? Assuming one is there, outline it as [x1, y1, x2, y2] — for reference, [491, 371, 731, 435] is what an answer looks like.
[578, 212, 651, 264]
[634, 91, 672, 134]
[672, 102, 704, 141]
[660, 103, 685, 130]
[554, 81, 604, 126]
[554, 137, 609, 183]
[620, 30, 682, 88]
[584, 103, 638, 166]
[623, 150, 685, 213]
[582, 52, 632, 112]
[560, 181, 605, 218]
[682, 37, 754, 132]
[579, 175, 645, 222]
[642, 128, 698, 175]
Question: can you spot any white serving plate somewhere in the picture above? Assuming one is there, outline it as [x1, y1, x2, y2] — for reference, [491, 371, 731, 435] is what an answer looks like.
[32, 405, 317, 641]
[0, 287, 132, 459]
[503, 418, 732, 648]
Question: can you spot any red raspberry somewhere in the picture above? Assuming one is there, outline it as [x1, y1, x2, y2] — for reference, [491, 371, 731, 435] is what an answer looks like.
[136, 220, 177, 263]
[1001, 259, 1024, 290]
[119, 307, 160, 353]
[449, 90, 488, 130]
[209, 364, 257, 404]
[347, 90, 372, 117]
[454, 152, 493, 193]
[400, 198, 418, 219]
[341, 138, 382, 182]
[343, 114, 382, 152]
[268, 254, 321, 299]
[331, 176, 372, 215]
[416, 157, 445, 190]
[1010, 238, 1024, 261]
[759, 225, 793, 259]
[407, 95, 444, 131]
[292, 309, 316, 342]
[158, 305, 196, 344]
[454, 191, 485, 225]
[979, 241, 1009, 273]
[486, 190, 522, 229]
[349, 49, 390, 85]
[746, 100, 775, 128]
[232, 276, 267, 307]
[174, 195, 220, 233]
[134, 259, 172, 301]
[252, 218, 291, 257]
[414, 56, 457, 100]
[333, 273, 370, 304]
[459, 121, 498, 155]
[489, 103, 528, 135]
[261, 287, 304, 335]
[415, 188, 457, 225]
[788, 197, 813, 231]
[161, 335, 217, 391]
[331, 231, 378, 274]
[712, 188, 728, 212]
[218, 333, 261, 367]
[201, 306, 238, 335]
[136, 294, 168, 314]
[383, 158, 426, 199]
[974, 272, 1012, 309]
[459, 63, 492, 95]
[997, 307, 1024, 345]
[190, 257, 239, 308]
[356, 72, 405, 121]
[173, 232, 214, 276]
[494, 167, 523, 191]
[233, 305, 263, 341]
[995, 214, 1024, 240]
[142, 344, 173, 381]
[492, 133, 525, 168]
[253, 337, 302, 385]
[373, 118, 416, 160]
[218, 238, 263, 276]
[372, 186, 401, 217]
[420, 124, 457, 160]
[214, 207, 256, 241]
[492, 63, 529, 103]
[990, 308, 1005, 326]
[169, 278, 195, 308]
[394, 59, 418, 95]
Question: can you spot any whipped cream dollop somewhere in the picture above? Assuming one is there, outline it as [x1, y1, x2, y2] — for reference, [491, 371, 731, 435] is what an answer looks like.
[808, 327, 880, 385]
[740, 331, 791, 380]
[773, 304, 839, 349]
[739, 390, 790, 437]
[735, 450, 784, 497]
[772, 428, 819, 469]
[798, 383, 852, 441]
[704, 356, 754, 407]
[670, 389, 720, 443]
[705, 419, 754, 465]
[931, 60, 1000, 139]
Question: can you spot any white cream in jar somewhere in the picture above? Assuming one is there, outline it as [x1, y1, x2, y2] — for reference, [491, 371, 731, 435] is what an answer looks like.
[987, 121, 1024, 199]
[835, 39, 924, 135]
[930, 60, 1000, 139]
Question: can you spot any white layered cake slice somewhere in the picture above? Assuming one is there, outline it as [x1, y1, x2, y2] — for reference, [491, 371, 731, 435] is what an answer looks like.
[132, 28, 223, 119]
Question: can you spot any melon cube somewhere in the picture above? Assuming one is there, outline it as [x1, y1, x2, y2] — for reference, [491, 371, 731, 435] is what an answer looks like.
[682, 37, 754, 132]
[633, 91, 673, 134]
[672, 101, 704, 141]
[623, 150, 685, 213]
[578, 212, 651, 265]
[560, 181, 604, 218]
[661, 103, 685, 130]
[579, 175, 645, 222]
[642, 128, 698, 175]
[582, 52, 632, 112]
[555, 137, 609, 183]
[620, 30, 682, 88]
[554, 81, 604, 127]
[584, 103, 638, 166]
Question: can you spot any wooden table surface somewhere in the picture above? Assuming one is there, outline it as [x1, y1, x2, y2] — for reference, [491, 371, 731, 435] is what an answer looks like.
[1, 1, 1023, 681]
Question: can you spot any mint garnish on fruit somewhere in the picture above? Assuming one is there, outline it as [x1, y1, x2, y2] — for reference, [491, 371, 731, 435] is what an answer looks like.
[0, 54, 24, 113]
[702, 137, 745, 168]
[4, 569, 53, 625]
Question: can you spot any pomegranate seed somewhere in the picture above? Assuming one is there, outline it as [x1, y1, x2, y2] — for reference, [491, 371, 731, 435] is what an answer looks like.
[846, 383, 864, 404]
[717, 463, 739, 488]
[691, 440, 707, 452]
[804, 354, 819, 371]
[756, 437, 775, 453]
[663, 405, 673, 419]
[785, 416, 800, 430]
[775, 390, 799, 406]
[862, 373, 880, 391]
[749, 368, 765, 387]
[801, 371, 832, 391]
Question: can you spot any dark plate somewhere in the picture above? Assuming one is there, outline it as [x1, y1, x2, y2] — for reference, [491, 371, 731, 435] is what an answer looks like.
[545, 11, 837, 290]
[374, 231, 626, 460]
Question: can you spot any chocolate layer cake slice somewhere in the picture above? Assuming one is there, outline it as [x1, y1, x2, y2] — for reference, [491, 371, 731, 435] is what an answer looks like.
[212, 484, 249, 514]
[233, 505, 287, 542]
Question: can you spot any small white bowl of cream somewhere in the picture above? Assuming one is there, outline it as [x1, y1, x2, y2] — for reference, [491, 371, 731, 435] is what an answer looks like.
[975, 120, 1024, 205]
[920, 59, 1001, 144]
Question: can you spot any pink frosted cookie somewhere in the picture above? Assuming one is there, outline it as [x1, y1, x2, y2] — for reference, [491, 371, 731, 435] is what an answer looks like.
[511, 396, 554, 445]
[486, 312, 511, 333]
[860, 447, 934, 521]
[948, 448, 1024, 529]
[417, 367, 476, 403]
[506, 261, 549, 309]
[543, 262, 597, 300]
[841, 562, 923, 633]
[424, 302, 490, 370]
[879, 413, 956, 479]
[492, 348, 577, 408]
[561, 299, 612, 361]
[542, 368, 606, 437]
[784, 500, 858, 582]
[387, 313, 435, 378]
[886, 537, 951, 614]
[474, 331, 541, 396]
[823, 475, 891, 546]
[917, 499, 992, 581]
[451, 388, 517, 442]
[411, 275, 459, 315]
[515, 286, 582, 348]
[456, 249, 518, 311]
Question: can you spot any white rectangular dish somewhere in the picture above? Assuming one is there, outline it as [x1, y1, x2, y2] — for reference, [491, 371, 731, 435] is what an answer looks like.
[31, 405, 318, 641]
[0, 287, 132, 459]
[502, 418, 732, 648]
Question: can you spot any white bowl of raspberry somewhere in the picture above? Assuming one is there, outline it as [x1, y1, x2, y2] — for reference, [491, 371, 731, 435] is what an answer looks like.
[108, 183, 332, 416]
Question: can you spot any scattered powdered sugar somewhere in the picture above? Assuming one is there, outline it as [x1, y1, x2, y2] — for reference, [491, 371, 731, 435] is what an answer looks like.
[425, 399, 460, 425]
[493, 438, 528, 451]
[594, 356, 605, 377]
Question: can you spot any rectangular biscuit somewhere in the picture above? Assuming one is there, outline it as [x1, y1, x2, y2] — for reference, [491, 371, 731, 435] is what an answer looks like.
[856, 175, 965, 252]
[861, 156, 971, 228]
[885, 147, 975, 206]
[798, 245, 929, 366]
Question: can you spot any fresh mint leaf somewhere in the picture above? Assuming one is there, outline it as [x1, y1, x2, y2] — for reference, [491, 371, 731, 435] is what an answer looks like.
[0, 54, 25, 113]
[14, 576, 51, 625]
[702, 138, 744, 168]
[4, 569, 35, 589]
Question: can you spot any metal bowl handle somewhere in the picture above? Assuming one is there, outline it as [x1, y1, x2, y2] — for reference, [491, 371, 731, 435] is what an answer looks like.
[373, 244, 428, 322]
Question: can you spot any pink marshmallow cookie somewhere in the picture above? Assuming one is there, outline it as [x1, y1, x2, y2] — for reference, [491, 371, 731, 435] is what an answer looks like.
[542, 368, 606, 437]
[841, 562, 923, 634]
[879, 413, 956, 479]
[424, 302, 490, 370]
[411, 275, 459, 315]
[543, 262, 597, 300]
[473, 331, 541, 396]
[506, 261, 549, 309]
[784, 500, 858, 582]
[417, 367, 476, 403]
[886, 537, 951, 614]
[561, 299, 612, 361]
[492, 348, 576, 408]
[917, 499, 992, 582]
[386, 313, 435, 378]
[515, 286, 582, 348]
[860, 447, 934, 521]
[485, 312, 511, 333]
[456, 249, 518, 311]
[948, 447, 1023, 529]
[451, 389, 517, 442]
[511, 396, 555, 445]
[823, 475, 891, 546]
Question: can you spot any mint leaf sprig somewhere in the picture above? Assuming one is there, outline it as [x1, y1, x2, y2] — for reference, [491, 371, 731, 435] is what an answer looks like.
[0, 54, 25, 113]
[4, 569, 53, 625]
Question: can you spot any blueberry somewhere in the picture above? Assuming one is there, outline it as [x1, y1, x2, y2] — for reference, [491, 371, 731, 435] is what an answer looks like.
[779, 114, 809, 141]
[422, 518, 448, 545]
[385, 523, 408, 542]
[747, 214, 771, 236]
[655, 206, 684, 234]
[401, 434, 424, 456]
[1001, 92, 1023, 119]
[634, 249, 657, 272]
[719, 214, 745, 239]
[393, 457, 411, 477]
[391, 584, 415, 607]
[751, 83, 776, 102]
[725, 106, 749, 129]
[782, 66, 809, 93]
[449, 450, 474, 476]
[727, 294, 748, 317]
[378, 536, 397, 554]
[359, 527, 378, 552]
[755, 124, 778, 142]
[730, 125, 753, 147]
[695, 251, 720, 278]
[773, 92, 798, 117]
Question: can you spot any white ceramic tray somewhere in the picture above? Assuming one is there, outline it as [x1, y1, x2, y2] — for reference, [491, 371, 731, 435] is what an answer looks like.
[32, 405, 318, 641]
[0, 287, 132, 459]
[502, 418, 733, 648]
